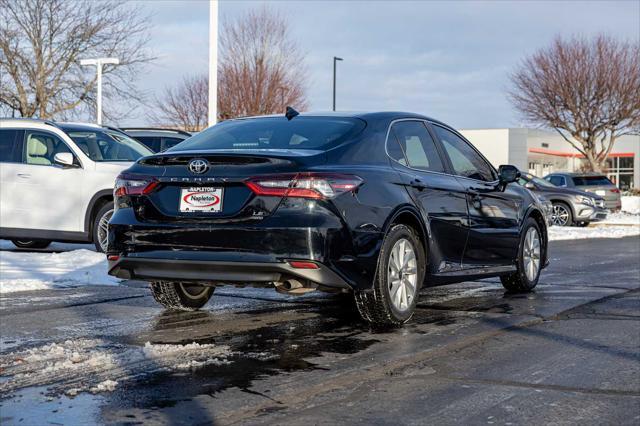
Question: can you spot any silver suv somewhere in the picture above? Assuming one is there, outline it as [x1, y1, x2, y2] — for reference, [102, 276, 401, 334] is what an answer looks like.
[519, 172, 607, 227]
[544, 173, 621, 211]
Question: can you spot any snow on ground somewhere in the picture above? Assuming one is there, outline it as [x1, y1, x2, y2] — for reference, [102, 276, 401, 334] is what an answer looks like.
[0, 338, 233, 396]
[548, 224, 640, 241]
[0, 244, 118, 294]
[600, 211, 640, 226]
[622, 196, 640, 215]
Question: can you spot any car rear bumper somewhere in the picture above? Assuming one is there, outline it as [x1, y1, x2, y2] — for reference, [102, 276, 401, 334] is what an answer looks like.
[107, 253, 351, 290]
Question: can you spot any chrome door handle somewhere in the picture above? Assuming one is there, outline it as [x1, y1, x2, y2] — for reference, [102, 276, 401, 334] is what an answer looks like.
[17, 173, 31, 178]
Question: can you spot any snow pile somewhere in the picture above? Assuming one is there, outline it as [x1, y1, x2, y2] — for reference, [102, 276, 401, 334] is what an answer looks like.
[0, 338, 232, 396]
[548, 225, 640, 241]
[621, 196, 640, 215]
[0, 249, 119, 293]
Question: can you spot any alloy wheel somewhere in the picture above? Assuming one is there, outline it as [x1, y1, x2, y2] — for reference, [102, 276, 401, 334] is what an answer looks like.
[523, 227, 541, 282]
[551, 204, 569, 226]
[387, 238, 418, 312]
[97, 208, 114, 252]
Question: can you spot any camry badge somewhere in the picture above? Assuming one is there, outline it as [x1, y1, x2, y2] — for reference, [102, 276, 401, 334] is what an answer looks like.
[188, 158, 209, 174]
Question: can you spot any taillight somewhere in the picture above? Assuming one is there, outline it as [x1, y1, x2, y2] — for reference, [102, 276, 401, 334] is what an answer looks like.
[611, 188, 620, 194]
[114, 174, 159, 197]
[246, 173, 363, 200]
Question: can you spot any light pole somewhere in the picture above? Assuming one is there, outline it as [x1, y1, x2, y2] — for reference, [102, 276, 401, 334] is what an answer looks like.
[208, 0, 218, 126]
[333, 56, 343, 111]
[80, 57, 119, 125]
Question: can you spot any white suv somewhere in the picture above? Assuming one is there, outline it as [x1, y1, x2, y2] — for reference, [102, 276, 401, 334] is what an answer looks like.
[0, 119, 152, 251]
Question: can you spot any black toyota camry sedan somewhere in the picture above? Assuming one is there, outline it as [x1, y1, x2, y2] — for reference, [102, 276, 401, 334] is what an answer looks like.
[107, 111, 548, 326]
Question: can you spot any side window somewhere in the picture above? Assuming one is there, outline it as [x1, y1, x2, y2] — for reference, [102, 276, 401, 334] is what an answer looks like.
[0, 129, 24, 163]
[135, 136, 161, 152]
[161, 137, 184, 152]
[548, 176, 566, 187]
[389, 121, 444, 173]
[386, 130, 406, 164]
[433, 125, 497, 182]
[23, 130, 73, 166]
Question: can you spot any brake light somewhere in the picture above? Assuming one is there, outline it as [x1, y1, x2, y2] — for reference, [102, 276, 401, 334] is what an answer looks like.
[246, 173, 363, 200]
[288, 261, 320, 269]
[114, 174, 159, 197]
[611, 188, 620, 193]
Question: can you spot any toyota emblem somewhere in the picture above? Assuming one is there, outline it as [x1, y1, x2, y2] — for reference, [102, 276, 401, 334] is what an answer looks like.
[188, 158, 209, 174]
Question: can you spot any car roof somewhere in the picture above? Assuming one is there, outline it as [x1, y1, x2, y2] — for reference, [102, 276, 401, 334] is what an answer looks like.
[231, 111, 448, 126]
[548, 172, 607, 177]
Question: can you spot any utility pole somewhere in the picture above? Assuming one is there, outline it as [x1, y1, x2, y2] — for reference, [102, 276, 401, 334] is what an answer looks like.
[80, 57, 120, 125]
[208, 0, 218, 126]
[333, 56, 343, 111]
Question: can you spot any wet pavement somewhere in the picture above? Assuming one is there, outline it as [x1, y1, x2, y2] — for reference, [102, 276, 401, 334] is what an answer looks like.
[1, 236, 639, 425]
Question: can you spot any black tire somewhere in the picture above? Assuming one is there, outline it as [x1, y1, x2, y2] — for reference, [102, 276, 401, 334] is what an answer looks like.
[551, 201, 573, 227]
[354, 224, 426, 326]
[11, 239, 52, 249]
[92, 202, 114, 253]
[501, 217, 543, 293]
[150, 281, 214, 310]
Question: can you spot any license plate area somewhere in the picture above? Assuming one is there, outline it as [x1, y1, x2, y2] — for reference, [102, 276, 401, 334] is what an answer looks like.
[179, 187, 223, 213]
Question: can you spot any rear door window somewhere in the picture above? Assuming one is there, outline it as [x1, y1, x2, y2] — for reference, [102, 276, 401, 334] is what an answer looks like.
[547, 175, 566, 187]
[0, 129, 24, 163]
[388, 121, 445, 172]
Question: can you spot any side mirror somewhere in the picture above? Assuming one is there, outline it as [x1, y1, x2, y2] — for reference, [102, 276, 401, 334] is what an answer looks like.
[524, 181, 535, 190]
[498, 165, 520, 184]
[54, 152, 77, 168]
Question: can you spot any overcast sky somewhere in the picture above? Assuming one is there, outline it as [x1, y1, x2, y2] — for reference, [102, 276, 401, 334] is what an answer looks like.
[126, 0, 640, 129]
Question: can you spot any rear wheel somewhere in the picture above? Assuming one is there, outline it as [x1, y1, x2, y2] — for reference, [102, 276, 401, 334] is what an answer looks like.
[501, 218, 542, 292]
[354, 224, 426, 326]
[93, 203, 114, 253]
[150, 281, 214, 310]
[550, 202, 572, 227]
[11, 239, 51, 249]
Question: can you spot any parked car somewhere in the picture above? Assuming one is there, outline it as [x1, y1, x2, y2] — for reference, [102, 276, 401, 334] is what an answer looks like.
[107, 111, 549, 326]
[121, 128, 191, 153]
[544, 172, 621, 211]
[0, 119, 153, 251]
[518, 172, 607, 227]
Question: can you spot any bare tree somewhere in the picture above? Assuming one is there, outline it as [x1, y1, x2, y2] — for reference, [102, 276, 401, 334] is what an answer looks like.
[0, 0, 153, 122]
[148, 75, 208, 132]
[218, 6, 308, 120]
[509, 35, 640, 172]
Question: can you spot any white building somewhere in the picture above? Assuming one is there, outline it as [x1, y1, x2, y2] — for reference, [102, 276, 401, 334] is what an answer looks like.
[460, 128, 639, 191]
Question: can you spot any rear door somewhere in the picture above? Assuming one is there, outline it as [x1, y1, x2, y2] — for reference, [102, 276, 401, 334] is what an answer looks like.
[432, 124, 521, 268]
[0, 129, 25, 229]
[387, 120, 469, 271]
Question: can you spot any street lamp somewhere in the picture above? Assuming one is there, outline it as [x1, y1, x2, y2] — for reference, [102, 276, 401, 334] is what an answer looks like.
[208, 0, 218, 126]
[79, 57, 120, 125]
[333, 56, 343, 111]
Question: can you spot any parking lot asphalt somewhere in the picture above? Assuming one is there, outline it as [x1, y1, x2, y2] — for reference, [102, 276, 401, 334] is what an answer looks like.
[1, 236, 639, 425]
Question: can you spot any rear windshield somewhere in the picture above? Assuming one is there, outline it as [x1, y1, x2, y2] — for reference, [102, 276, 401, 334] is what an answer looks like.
[169, 117, 366, 152]
[572, 176, 614, 186]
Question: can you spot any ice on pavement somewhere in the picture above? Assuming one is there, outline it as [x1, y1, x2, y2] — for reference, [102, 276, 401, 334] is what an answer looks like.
[0, 338, 232, 396]
[0, 245, 119, 294]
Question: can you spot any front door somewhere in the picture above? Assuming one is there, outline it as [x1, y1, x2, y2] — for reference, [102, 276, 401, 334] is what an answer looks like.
[13, 130, 84, 232]
[387, 120, 469, 272]
[432, 124, 521, 268]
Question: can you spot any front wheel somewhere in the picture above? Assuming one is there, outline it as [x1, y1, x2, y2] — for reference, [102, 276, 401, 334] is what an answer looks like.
[150, 281, 214, 310]
[501, 218, 543, 292]
[550, 202, 572, 227]
[354, 224, 426, 326]
[11, 239, 51, 249]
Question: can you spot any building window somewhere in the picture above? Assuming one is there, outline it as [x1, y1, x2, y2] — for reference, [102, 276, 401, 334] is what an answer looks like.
[604, 156, 635, 190]
[541, 143, 549, 148]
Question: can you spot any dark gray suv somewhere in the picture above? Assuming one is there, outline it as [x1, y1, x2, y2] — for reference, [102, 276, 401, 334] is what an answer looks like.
[544, 173, 621, 211]
[518, 172, 607, 227]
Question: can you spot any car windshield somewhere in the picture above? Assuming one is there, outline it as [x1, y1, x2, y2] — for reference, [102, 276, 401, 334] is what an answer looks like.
[65, 129, 152, 162]
[520, 173, 556, 187]
[169, 117, 366, 152]
[572, 175, 614, 186]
